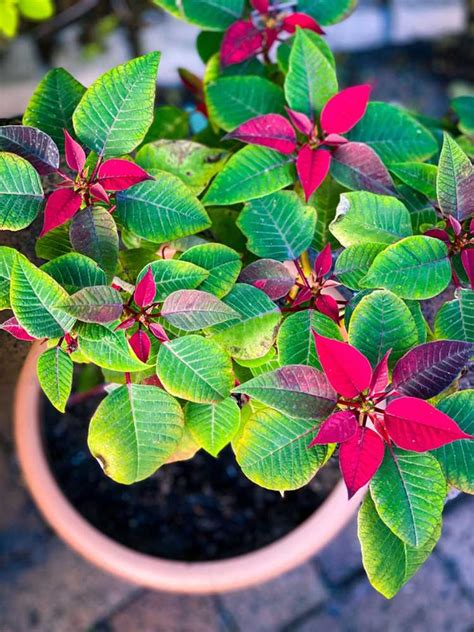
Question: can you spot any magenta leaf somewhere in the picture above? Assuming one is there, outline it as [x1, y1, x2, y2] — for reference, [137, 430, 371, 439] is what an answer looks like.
[64, 129, 86, 173]
[313, 333, 373, 398]
[296, 145, 332, 201]
[331, 142, 395, 195]
[391, 340, 473, 399]
[0, 316, 36, 341]
[129, 329, 151, 363]
[369, 349, 391, 395]
[461, 249, 474, 289]
[115, 317, 136, 331]
[40, 188, 82, 236]
[339, 426, 385, 498]
[447, 215, 462, 236]
[324, 134, 348, 146]
[424, 228, 451, 245]
[89, 182, 110, 204]
[0, 125, 60, 175]
[60, 286, 123, 324]
[134, 267, 156, 308]
[315, 293, 340, 323]
[238, 259, 296, 300]
[292, 286, 312, 308]
[309, 410, 358, 446]
[314, 244, 332, 278]
[220, 20, 263, 67]
[285, 107, 314, 137]
[250, 0, 269, 11]
[225, 114, 297, 154]
[320, 85, 372, 135]
[282, 13, 324, 35]
[385, 397, 473, 451]
[148, 322, 170, 343]
[97, 159, 151, 191]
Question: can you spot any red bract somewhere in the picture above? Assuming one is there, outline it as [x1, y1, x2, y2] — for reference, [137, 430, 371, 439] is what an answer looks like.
[424, 216, 473, 288]
[314, 243, 332, 278]
[461, 248, 474, 288]
[97, 160, 151, 191]
[64, 130, 86, 173]
[129, 329, 151, 363]
[310, 334, 473, 497]
[226, 84, 372, 199]
[40, 130, 151, 236]
[339, 427, 385, 498]
[225, 114, 297, 154]
[134, 267, 156, 308]
[220, 3, 323, 67]
[148, 322, 170, 343]
[296, 145, 331, 201]
[320, 85, 372, 134]
[40, 188, 82, 236]
[0, 316, 36, 341]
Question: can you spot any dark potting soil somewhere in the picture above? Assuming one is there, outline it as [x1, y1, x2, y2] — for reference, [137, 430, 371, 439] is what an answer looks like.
[42, 395, 340, 562]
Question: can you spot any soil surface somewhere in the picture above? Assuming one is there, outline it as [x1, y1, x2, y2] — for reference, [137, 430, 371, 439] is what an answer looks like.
[43, 395, 340, 562]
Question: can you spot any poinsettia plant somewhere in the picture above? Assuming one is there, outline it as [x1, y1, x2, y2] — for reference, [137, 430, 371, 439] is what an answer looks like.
[1, 0, 473, 600]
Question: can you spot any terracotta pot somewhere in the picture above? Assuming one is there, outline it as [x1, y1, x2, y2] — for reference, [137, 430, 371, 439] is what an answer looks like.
[14, 341, 364, 594]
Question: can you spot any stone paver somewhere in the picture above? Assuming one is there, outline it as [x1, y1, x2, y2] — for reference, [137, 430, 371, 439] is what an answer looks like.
[315, 519, 363, 585]
[0, 540, 136, 632]
[295, 553, 473, 632]
[220, 563, 327, 632]
[106, 592, 221, 632]
[435, 498, 474, 593]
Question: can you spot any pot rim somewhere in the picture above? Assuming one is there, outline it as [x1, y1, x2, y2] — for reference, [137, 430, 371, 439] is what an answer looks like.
[14, 340, 364, 594]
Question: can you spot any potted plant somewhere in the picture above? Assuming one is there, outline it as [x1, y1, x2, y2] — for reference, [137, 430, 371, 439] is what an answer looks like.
[2, 0, 473, 599]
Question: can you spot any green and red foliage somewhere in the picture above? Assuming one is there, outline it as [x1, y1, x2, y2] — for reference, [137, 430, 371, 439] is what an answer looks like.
[1, 0, 473, 600]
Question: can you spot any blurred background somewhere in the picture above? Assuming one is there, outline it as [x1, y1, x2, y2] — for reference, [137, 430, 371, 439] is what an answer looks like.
[0, 1, 473, 630]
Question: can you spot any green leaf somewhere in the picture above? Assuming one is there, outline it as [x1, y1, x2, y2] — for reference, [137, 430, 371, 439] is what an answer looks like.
[69, 206, 119, 283]
[136, 259, 209, 302]
[335, 243, 386, 290]
[361, 235, 451, 300]
[298, 0, 356, 24]
[10, 256, 75, 338]
[437, 133, 474, 221]
[185, 397, 240, 456]
[277, 309, 343, 370]
[433, 390, 474, 494]
[277, 31, 335, 74]
[23, 68, 85, 151]
[156, 335, 234, 403]
[88, 384, 183, 484]
[42, 253, 106, 294]
[397, 183, 437, 234]
[0, 152, 43, 231]
[434, 289, 474, 343]
[389, 162, 437, 199]
[237, 191, 316, 261]
[205, 76, 286, 132]
[358, 493, 441, 599]
[233, 365, 337, 420]
[140, 106, 189, 145]
[79, 330, 148, 372]
[451, 96, 474, 135]
[181, 0, 244, 30]
[370, 448, 446, 547]
[310, 176, 344, 251]
[347, 102, 437, 164]
[73, 52, 160, 157]
[0, 1, 18, 37]
[234, 405, 330, 491]
[115, 172, 211, 243]
[203, 146, 295, 206]
[151, 0, 182, 19]
[179, 243, 241, 298]
[284, 28, 338, 118]
[348, 290, 419, 367]
[0, 246, 17, 309]
[206, 283, 281, 360]
[58, 286, 122, 323]
[329, 192, 413, 247]
[37, 347, 73, 412]
[36, 223, 72, 261]
[405, 300, 429, 345]
[18, 0, 53, 20]
[161, 289, 239, 330]
[136, 142, 229, 195]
